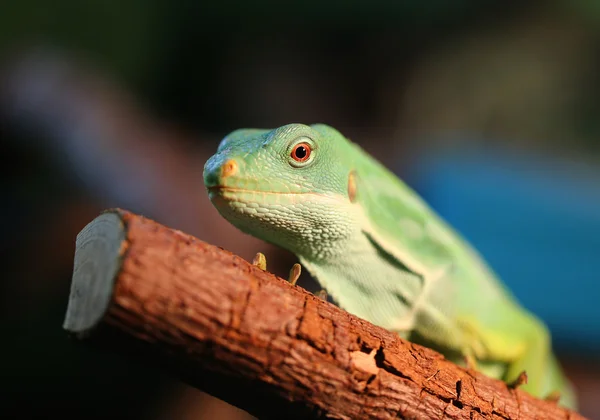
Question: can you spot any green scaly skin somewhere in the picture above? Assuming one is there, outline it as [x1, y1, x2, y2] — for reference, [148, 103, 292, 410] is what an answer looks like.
[203, 123, 577, 410]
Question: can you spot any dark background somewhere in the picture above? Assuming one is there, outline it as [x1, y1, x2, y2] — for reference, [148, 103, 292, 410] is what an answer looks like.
[2, 1, 600, 419]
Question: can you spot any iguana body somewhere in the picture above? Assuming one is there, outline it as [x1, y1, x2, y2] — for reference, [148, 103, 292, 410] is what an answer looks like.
[203, 123, 577, 410]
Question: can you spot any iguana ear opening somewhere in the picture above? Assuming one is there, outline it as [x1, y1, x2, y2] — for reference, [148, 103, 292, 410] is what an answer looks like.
[348, 170, 357, 203]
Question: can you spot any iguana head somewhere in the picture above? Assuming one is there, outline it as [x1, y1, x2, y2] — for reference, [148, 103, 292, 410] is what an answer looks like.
[203, 123, 359, 257]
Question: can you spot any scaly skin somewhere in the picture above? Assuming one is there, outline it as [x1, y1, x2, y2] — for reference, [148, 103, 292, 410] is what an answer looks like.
[203, 123, 577, 410]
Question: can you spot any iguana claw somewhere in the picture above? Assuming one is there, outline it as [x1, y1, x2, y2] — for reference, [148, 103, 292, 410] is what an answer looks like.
[316, 289, 328, 301]
[288, 263, 301, 285]
[252, 252, 267, 271]
[508, 371, 528, 389]
[544, 390, 561, 403]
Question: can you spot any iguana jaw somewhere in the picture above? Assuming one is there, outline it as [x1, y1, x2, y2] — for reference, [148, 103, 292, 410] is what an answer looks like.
[207, 185, 359, 259]
[207, 185, 318, 197]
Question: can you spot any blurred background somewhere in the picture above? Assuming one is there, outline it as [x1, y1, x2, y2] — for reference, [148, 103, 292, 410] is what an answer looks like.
[2, 1, 600, 418]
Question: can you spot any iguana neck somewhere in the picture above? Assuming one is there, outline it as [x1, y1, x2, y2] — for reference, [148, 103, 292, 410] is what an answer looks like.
[296, 231, 422, 334]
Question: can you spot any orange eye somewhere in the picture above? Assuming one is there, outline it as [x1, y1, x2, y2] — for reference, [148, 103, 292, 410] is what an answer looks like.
[291, 142, 311, 162]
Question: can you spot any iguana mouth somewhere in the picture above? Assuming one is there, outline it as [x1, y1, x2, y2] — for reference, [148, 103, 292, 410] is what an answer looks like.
[207, 186, 319, 196]
[207, 185, 260, 194]
[206, 185, 226, 192]
[207, 185, 252, 195]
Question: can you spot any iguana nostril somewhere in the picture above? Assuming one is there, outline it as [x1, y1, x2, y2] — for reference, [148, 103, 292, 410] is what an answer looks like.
[221, 159, 238, 179]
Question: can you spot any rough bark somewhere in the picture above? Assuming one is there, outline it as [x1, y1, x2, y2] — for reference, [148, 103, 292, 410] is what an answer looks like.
[63, 209, 586, 420]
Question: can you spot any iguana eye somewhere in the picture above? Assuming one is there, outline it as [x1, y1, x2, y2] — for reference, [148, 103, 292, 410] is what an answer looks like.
[291, 142, 311, 162]
[287, 137, 316, 168]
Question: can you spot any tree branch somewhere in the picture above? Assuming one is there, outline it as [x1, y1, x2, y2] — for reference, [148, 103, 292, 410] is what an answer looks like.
[63, 209, 586, 420]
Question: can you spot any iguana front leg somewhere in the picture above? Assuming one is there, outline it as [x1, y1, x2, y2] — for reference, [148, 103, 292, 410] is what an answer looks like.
[252, 252, 327, 299]
[503, 323, 551, 396]
[251, 252, 302, 285]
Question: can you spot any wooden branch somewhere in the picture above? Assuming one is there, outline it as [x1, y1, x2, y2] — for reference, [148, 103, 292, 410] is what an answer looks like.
[63, 209, 586, 420]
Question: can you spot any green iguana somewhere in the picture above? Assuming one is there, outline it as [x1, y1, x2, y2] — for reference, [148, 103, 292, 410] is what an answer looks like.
[203, 123, 577, 410]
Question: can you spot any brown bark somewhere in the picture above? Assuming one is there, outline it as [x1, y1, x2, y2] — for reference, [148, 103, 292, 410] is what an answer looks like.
[63, 209, 586, 420]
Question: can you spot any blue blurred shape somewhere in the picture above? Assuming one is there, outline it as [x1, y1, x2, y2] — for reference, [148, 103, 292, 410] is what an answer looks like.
[404, 145, 600, 351]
